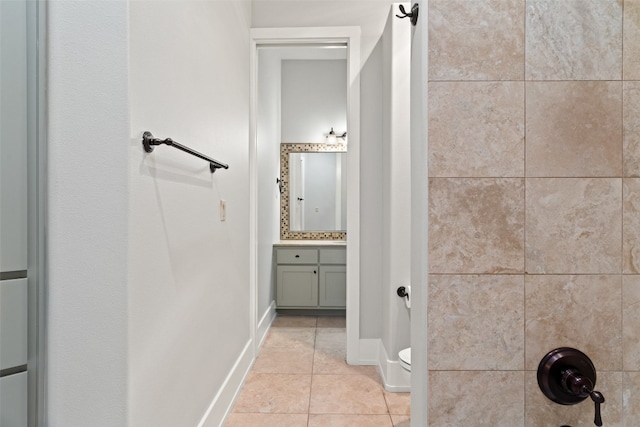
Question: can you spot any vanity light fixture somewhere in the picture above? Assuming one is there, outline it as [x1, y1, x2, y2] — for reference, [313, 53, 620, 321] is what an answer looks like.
[326, 127, 347, 145]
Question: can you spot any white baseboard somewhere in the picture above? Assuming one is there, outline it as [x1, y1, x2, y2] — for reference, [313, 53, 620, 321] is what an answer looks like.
[197, 303, 275, 427]
[256, 301, 276, 349]
[197, 340, 254, 427]
[377, 341, 411, 392]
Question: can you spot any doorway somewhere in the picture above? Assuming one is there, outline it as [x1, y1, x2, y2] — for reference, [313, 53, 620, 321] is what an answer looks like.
[249, 27, 361, 362]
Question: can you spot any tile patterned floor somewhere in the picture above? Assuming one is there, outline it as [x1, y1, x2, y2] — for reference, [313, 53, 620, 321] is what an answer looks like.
[225, 315, 411, 427]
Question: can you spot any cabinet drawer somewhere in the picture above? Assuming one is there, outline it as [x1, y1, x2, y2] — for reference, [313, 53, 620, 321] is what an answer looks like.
[276, 248, 318, 264]
[319, 248, 346, 264]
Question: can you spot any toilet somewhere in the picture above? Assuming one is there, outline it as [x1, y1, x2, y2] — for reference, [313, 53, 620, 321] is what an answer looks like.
[399, 347, 411, 372]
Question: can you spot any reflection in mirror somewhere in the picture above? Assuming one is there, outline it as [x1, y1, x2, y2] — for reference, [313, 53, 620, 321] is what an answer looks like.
[289, 152, 347, 232]
[280, 143, 347, 240]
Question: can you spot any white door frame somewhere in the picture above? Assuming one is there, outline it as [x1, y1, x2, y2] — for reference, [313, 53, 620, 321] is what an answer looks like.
[249, 27, 362, 363]
[410, 1, 429, 425]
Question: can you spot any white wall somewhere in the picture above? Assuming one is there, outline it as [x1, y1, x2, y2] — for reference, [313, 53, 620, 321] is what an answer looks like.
[252, 0, 397, 64]
[380, 2, 411, 375]
[47, 1, 129, 425]
[128, 1, 252, 426]
[256, 49, 281, 326]
[281, 59, 347, 143]
[359, 39, 385, 339]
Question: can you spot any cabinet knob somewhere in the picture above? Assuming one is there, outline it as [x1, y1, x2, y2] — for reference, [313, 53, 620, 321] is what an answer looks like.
[295, 255, 300, 258]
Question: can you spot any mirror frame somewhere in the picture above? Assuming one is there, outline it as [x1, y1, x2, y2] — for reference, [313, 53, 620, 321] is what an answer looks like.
[280, 142, 347, 240]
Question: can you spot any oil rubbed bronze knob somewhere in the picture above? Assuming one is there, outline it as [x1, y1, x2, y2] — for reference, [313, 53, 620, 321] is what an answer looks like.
[537, 347, 605, 426]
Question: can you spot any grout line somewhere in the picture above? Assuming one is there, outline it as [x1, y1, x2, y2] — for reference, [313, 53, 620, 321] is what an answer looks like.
[523, 0, 528, 415]
[307, 322, 317, 421]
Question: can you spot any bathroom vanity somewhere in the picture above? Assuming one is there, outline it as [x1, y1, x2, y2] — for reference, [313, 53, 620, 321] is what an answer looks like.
[273, 243, 346, 310]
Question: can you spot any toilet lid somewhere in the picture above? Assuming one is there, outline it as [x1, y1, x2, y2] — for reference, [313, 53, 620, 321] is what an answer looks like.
[399, 348, 411, 366]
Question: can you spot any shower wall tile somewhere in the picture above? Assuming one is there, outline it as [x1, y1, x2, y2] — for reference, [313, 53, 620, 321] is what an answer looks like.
[525, 81, 622, 177]
[524, 275, 622, 371]
[429, 178, 524, 274]
[525, 0, 623, 80]
[428, 371, 525, 427]
[427, 1, 635, 426]
[428, 82, 524, 177]
[428, 0, 524, 81]
[624, 0, 640, 80]
[525, 371, 623, 427]
[624, 372, 640, 426]
[624, 82, 640, 177]
[624, 179, 640, 273]
[622, 276, 640, 370]
[428, 275, 524, 370]
[525, 178, 622, 274]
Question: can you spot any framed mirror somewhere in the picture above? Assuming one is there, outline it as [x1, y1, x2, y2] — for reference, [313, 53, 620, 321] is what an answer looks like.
[280, 143, 347, 240]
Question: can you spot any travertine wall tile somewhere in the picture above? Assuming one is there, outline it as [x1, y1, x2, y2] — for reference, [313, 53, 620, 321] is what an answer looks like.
[428, 371, 525, 427]
[525, 371, 622, 427]
[624, 82, 640, 177]
[428, 82, 524, 177]
[524, 275, 622, 371]
[526, 178, 622, 274]
[526, 0, 623, 80]
[429, 178, 524, 274]
[622, 276, 640, 370]
[428, 275, 524, 370]
[624, 179, 640, 273]
[624, 0, 640, 80]
[427, 2, 634, 425]
[429, 0, 524, 80]
[624, 372, 640, 426]
[526, 82, 622, 177]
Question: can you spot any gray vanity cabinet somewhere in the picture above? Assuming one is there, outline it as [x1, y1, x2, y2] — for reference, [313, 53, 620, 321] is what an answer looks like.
[274, 246, 346, 310]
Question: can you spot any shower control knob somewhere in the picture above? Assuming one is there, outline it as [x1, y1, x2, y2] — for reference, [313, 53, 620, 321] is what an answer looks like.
[537, 347, 606, 427]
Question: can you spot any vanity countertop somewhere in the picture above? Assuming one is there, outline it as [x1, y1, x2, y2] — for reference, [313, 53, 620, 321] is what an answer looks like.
[274, 240, 346, 247]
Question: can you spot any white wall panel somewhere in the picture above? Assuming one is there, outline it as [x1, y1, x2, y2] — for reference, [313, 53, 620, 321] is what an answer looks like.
[0, 279, 27, 370]
[0, 0, 28, 272]
[0, 372, 27, 427]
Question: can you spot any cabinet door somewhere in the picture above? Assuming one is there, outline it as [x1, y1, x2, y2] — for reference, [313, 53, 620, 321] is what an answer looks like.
[0, 372, 27, 426]
[319, 266, 346, 307]
[276, 266, 318, 307]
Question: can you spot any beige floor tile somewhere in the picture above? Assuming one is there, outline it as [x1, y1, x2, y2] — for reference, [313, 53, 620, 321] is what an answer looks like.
[313, 348, 378, 376]
[262, 327, 316, 350]
[384, 391, 410, 415]
[308, 414, 393, 427]
[316, 316, 345, 328]
[233, 373, 311, 414]
[390, 415, 410, 427]
[272, 315, 317, 328]
[315, 328, 345, 349]
[225, 413, 308, 427]
[309, 374, 388, 414]
[253, 347, 314, 374]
